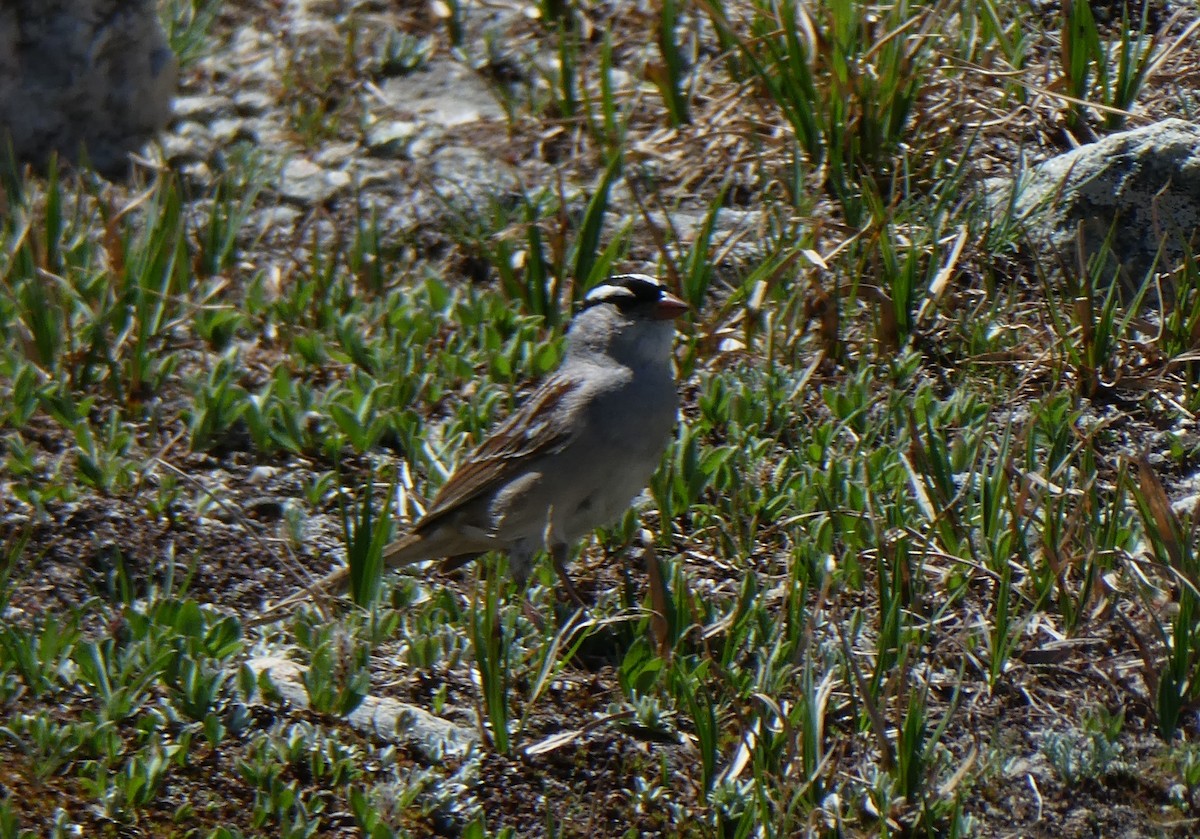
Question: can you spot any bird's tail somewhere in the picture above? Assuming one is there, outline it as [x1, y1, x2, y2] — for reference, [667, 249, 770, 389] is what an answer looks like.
[381, 532, 429, 566]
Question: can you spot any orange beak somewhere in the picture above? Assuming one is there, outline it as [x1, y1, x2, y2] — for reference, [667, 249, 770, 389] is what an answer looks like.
[653, 291, 689, 320]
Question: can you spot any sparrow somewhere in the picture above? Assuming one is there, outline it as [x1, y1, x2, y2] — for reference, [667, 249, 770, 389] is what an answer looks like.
[306, 273, 687, 603]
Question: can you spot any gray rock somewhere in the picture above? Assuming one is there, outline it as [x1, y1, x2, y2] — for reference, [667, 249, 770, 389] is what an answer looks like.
[314, 142, 360, 168]
[233, 90, 275, 116]
[0, 0, 177, 176]
[377, 59, 505, 128]
[250, 205, 304, 237]
[160, 128, 212, 167]
[365, 119, 419, 158]
[993, 119, 1200, 298]
[354, 160, 406, 192]
[644, 206, 767, 260]
[210, 118, 253, 147]
[430, 144, 519, 203]
[159, 132, 206, 166]
[278, 158, 352, 205]
[173, 94, 234, 122]
[176, 161, 214, 189]
[245, 656, 479, 760]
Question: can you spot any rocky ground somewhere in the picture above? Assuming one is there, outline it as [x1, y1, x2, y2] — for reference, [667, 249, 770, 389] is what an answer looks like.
[6, 0, 1200, 836]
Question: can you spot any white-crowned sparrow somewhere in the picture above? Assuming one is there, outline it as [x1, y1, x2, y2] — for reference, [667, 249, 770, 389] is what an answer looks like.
[309, 273, 687, 602]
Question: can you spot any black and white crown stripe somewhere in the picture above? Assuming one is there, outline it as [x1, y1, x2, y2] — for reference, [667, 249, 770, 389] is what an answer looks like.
[581, 274, 667, 310]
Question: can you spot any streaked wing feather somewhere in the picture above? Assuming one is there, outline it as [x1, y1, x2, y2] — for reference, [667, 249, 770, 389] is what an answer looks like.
[415, 376, 580, 529]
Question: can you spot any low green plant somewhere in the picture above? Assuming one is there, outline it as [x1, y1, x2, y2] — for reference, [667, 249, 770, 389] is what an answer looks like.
[470, 570, 516, 754]
[701, 0, 940, 221]
[292, 613, 372, 716]
[185, 352, 249, 452]
[236, 724, 343, 835]
[1120, 449, 1198, 740]
[339, 470, 395, 606]
[0, 613, 80, 700]
[160, 0, 222, 68]
[0, 712, 90, 780]
[374, 29, 433, 77]
[1058, 0, 1163, 131]
[649, 0, 692, 126]
[1043, 707, 1126, 785]
[1169, 741, 1200, 811]
[0, 796, 30, 839]
[73, 636, 173, 722]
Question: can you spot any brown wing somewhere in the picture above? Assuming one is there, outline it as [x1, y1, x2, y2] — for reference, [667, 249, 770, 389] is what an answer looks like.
[414, 376, 581, 531]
